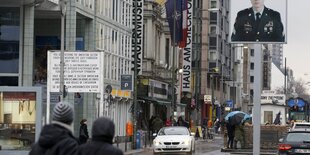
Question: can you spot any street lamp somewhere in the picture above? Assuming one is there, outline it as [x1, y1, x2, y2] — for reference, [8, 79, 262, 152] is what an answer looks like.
[47, 0, 67, 124]
[59, 0, 67, 102]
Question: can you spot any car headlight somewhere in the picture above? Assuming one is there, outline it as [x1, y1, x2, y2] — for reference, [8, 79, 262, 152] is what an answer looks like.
[182, 139, 190, 145]
[153, 140, 162, 146]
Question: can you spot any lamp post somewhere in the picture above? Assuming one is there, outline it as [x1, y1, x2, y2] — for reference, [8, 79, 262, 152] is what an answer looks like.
[59, 0, 67, 102]
[171, 0, 177, 118]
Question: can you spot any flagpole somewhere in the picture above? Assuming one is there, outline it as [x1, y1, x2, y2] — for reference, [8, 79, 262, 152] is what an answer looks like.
[171, 0, 177, 119]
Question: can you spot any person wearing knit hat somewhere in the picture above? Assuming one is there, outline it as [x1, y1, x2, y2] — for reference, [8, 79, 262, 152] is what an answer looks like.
[52, 102, 74, 124]
[29, 102, 78, 155]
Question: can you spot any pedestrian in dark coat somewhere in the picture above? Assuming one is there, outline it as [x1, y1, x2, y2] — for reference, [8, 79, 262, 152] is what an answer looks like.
[76, 117, 123, 155]
[152, 116, 163, 133]
[79, 119, 89, 144]
[226, 121, 235, 149]
[29, 102, 78, 155]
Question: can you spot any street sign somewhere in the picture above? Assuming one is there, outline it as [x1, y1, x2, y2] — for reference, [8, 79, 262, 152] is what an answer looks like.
[121, 74, 133, 91]
[226, 100, 234, 108]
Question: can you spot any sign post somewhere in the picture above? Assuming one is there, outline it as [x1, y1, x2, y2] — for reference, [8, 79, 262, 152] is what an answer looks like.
[121, 75, 133, 91]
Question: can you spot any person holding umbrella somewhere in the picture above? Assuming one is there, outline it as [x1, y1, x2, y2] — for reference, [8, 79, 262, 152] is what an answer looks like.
[224, 111, 251, 149]
[226, 118, 235, 149]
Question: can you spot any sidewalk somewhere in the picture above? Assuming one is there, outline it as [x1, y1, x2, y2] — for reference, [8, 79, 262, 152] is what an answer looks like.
[114, 141, 153, 155]
[221, 148, 278, 155]
[123, 146, 153, 155]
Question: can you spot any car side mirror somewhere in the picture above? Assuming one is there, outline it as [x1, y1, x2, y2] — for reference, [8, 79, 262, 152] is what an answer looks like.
[153, 133, 157, 137]
[279, 138, 283, 143]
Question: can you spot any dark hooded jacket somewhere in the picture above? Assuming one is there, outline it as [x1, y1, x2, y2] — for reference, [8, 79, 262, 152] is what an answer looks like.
[76, 117, 123, 155]
[29, 122, 79, 155]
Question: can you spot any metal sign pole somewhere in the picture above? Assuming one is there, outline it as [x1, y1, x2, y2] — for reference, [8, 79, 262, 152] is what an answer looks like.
[253, 44, 262, 155]
[133, 0, 138, 149]
[59, 0, 67, 102]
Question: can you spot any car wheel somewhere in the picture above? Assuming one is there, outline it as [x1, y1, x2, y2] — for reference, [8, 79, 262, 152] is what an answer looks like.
[192, 144, 195, 153]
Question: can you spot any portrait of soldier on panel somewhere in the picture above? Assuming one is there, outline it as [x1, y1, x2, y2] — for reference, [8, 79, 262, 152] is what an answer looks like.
[231, 0, 286, 43]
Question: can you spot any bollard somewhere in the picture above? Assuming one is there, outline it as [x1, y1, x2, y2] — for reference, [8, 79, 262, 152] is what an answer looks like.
[116, 136, 119, 148]
[125, 136, 127, 152]
[136, 131, 141, 149]
[144, 132, 147, 148]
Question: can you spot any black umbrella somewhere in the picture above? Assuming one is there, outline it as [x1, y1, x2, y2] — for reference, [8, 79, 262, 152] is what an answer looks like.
[225, 111, 251, 125]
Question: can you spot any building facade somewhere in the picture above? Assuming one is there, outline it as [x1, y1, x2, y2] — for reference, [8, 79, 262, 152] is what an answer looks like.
[0, 0, 134, 152]
[201, 0, 232, 121]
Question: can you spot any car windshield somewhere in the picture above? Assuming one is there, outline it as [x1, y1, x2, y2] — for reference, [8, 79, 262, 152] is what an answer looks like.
[158, 127, 189, 136]
[286, 132, 310, 142]
[295, 124, 310, 129]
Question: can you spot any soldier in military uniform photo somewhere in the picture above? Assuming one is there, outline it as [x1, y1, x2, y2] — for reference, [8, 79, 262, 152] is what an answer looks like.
[231, 0, 285, 42]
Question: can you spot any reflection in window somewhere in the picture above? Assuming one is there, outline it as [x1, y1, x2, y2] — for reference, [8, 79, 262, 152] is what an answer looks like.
[0, 92, 36, 150]
[0, 7, 20, 74]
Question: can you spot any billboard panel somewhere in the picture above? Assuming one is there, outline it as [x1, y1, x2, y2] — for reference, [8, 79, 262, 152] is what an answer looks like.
[0, 87, 42, 152]
[229, 0, 287, 44]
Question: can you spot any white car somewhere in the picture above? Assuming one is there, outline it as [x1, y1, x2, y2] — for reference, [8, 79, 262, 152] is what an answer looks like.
[290, 122, 310, 131]
[153, 126, 195, 155]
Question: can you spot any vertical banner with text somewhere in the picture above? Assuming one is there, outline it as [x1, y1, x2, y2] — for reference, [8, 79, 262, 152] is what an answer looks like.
[182, 0, 192, 92]
[131, 0, 144, 75]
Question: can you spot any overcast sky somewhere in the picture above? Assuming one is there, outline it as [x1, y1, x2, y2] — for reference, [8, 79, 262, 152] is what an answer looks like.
[283, 0, 310, 83]
[230, 0, 310, 88]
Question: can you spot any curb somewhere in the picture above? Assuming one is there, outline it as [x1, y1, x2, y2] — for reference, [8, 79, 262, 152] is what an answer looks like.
[124, 147, 153, 155]
[221, 148, 277, 155]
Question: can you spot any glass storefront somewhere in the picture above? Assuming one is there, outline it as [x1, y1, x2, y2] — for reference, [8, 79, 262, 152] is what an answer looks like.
[0, 7, 20, 86]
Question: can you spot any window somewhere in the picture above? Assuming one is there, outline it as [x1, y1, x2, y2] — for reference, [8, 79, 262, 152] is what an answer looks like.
[264, 111, 273, 124]
[209, 37, 217, 50]
[210, 0, 217, 9]
[250, 76, 254, 83]
[250, 49, 254, 56]
[209, 51, 217, 61]
[165, 38, 170, 65]
[0, 7, 20, 75]
[210, 26, 216, 35]
[250, 63, 254, 70]
[210, 12, 217, 24]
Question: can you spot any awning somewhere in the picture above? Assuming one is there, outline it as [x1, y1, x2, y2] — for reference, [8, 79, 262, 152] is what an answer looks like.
[287, 98, 306, 107]
[138, 96, 171, 106]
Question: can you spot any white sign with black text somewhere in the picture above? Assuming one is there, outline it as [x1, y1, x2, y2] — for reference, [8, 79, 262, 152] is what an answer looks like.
[131, 0, 144, 75]
[182, 0, 192, 92]
[47, 51, 102, 93]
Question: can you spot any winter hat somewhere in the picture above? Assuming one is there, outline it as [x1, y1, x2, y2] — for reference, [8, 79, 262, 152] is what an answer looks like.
[91, 117, 115, 144]
[52, 102, 74, 125]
